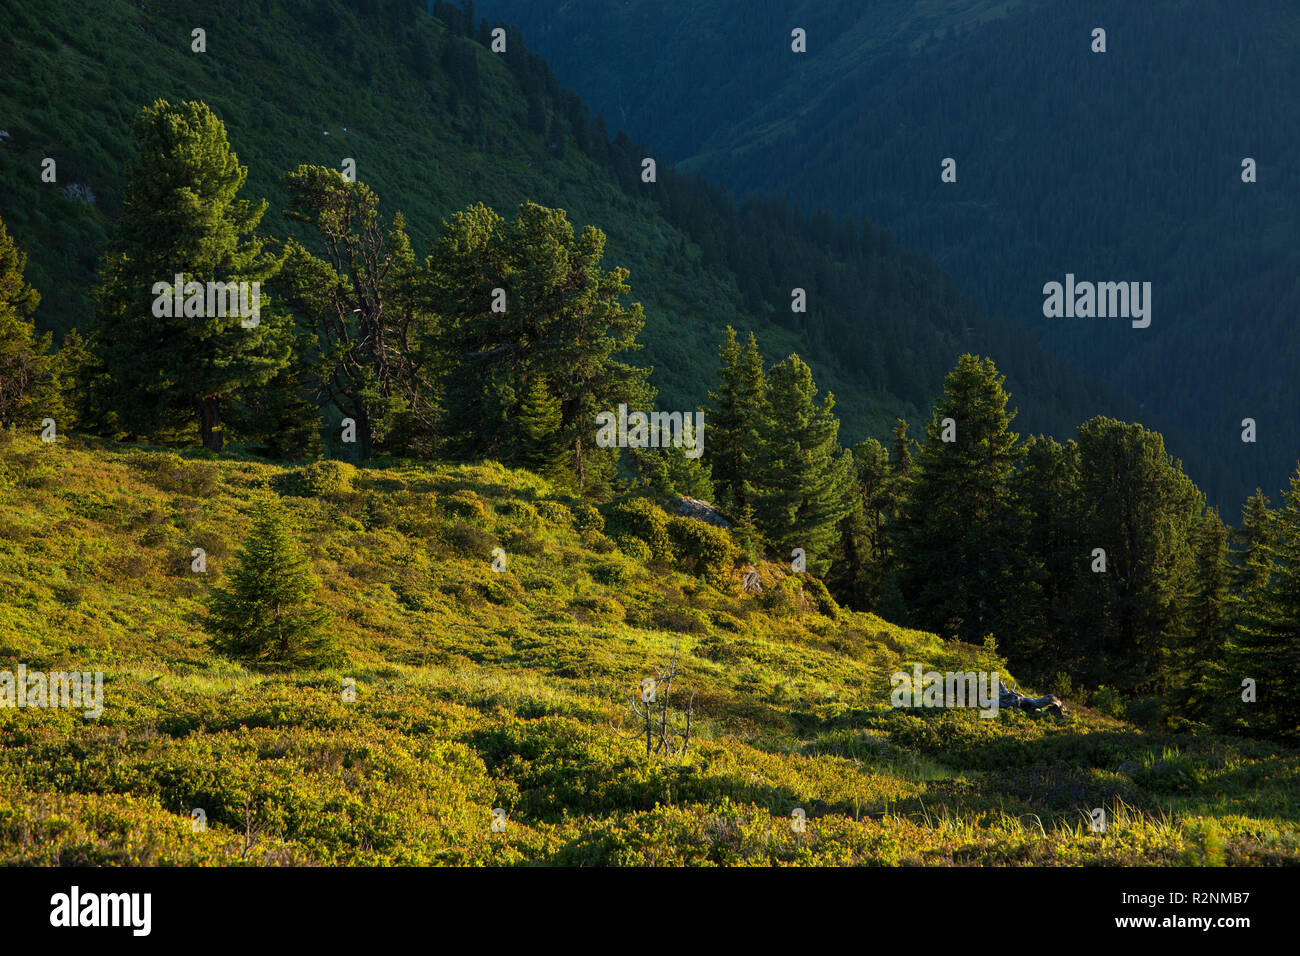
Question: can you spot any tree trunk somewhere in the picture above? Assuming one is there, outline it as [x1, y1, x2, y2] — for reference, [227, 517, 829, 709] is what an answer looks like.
[357, 409, 373, 460]
[199, 396, 224, 452]
[574, 435, 585, 492]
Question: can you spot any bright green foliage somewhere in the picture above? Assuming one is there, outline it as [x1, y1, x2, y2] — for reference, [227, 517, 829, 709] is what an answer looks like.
[896, 355, 1023, 643]
[3, 1, 1300, 867]
[0, 217, 61, 429]
[667, 515, 738, 586]
[606, 496, 738, 584]
[204, 497, 339, 671]
[91, 100, 290, 451]
[752, 354, 854, 576]
[431, 202, 653, 495]
[1, 437, 1299, 866]
[707, 326, 766, 513]
[607, 497, 674, 562]
[283, 459, 358, 499]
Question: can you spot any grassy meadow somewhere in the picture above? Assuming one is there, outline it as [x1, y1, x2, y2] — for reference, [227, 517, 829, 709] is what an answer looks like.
[0, 431, 1296, 866]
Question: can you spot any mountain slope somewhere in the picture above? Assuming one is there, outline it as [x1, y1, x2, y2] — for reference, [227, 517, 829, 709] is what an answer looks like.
[476, 0, 1300, 507]
[1, 434, 1296, 864]
[0, 0, 1130, 451]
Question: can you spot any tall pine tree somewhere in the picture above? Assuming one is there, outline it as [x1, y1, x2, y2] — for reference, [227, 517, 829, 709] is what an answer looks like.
[1168, 507, 1231, 724]
[0, 217, 63, 429]
[1232, 470, 1300, 739]
[896, 355, 1024, 643]
[1071, 417, 1203, 691]
[1223, 490, 1274, 732]
[827, 438, 892, 611]
[431, 202, 652, 495]
[751, 354, 853, 576]
[93, 100, 289, 451]
[707, 326, 766, 513]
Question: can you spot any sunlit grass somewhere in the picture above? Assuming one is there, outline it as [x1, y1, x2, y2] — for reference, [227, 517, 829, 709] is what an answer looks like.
[1, 435, 1296, 865]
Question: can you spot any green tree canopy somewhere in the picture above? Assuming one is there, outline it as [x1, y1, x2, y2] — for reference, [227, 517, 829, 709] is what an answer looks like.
[279, 167, 430, 459]
[93, 99, 289, 451]
[707, 326, 766, 513]
[0, 216, 61, 429]
[1231, 468, 1300, 739]
[752, 353, 854, 576]
[1071, 417, 1203, 691]
[431, 201, 653, 495]
[896, 355, 1023, 643]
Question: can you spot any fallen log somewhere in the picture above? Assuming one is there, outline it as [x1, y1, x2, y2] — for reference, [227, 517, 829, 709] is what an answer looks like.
[999, 681, 1066, 717]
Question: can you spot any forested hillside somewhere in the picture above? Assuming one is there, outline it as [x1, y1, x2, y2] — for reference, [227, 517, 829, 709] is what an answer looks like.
[2, 0, 1298, 874]
[0, 0, 1131, 446]
[477, 0, 1300, 508]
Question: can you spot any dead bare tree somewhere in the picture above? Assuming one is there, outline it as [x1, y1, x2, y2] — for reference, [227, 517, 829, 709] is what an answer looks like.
[614, 638, 696, 757]
[241, 798, 269, 861]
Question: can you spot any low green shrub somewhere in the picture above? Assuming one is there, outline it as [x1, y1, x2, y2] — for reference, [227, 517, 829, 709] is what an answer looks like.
[607, 498, 673, 561]
[284, 459, 356, 498]
[667, 516, 737, 586]
[536, 500, 575, 529]
[590, 556, 636, 587]
[569, 501, 604, 535]
[614, 535, 651, 563]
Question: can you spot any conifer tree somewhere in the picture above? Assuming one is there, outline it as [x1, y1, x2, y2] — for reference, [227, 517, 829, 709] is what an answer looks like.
[1071, 417, 1203, 691]
[1223, 490, 1274, 732]
[890, 418, 915, 479]
[1231, 490, 1274, 598]
[828, 438, 892, 610]
[1169, 507, 1231, 724]
[518, 374, 567, 483]
[752, 354, 853, 576]
[205, 498, 339, 671]
[93, 100, 289, 451]
[733, 500, 760, 564]
[431, 202, 652, 495]
[424, 202, 510, 453]
[886, 417, 916, 522]
[0, 217, 61, 428]
[49, 328, 96, 433]
[895, 355, 1023, 643]
[279, 168, 421, 459]
[707, 327, 766, 512]
[1004, 435, 1082, 677]
[1232, 469, 1300, 739]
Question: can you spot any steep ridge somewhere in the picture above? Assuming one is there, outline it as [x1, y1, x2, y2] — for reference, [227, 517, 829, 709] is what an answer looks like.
[0, 0, 1129, 448]
[477, 0, 1300, 507]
